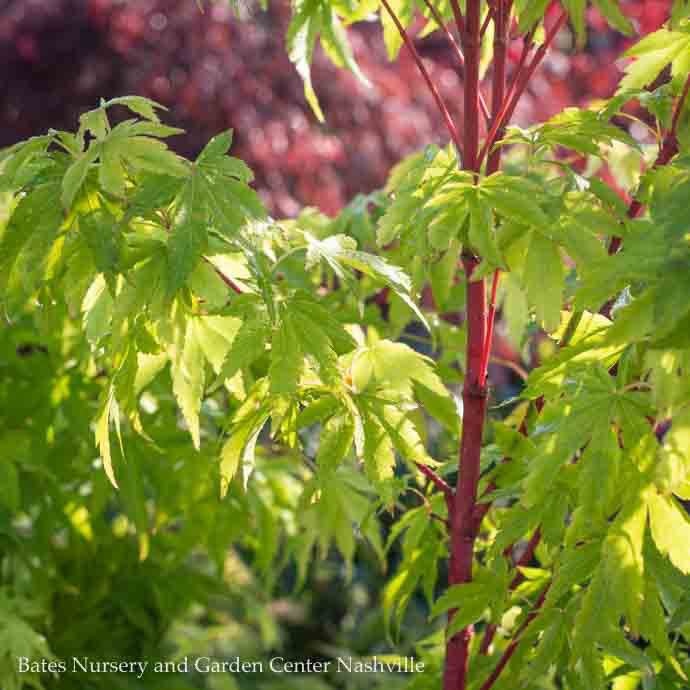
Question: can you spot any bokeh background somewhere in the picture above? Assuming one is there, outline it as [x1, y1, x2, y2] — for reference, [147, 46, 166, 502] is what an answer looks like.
[0, 2, 677, 690]
[0, 0, 670, 216]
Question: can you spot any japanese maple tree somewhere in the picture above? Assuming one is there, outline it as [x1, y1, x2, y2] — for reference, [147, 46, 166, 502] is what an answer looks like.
[2, 1, 690, 689]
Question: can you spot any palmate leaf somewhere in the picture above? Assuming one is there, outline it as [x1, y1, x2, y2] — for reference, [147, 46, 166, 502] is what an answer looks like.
[499, 107, 638, 157]
[316, 412, 355, 474]
[600, 499, 647, 632]
[61, 147, 99, 208]
[95, 386, 120, 489]
[170, 316, 205, 450]
[193, 315, 242, 374]
[319, 3, 370, 86]
[515, 0, 551, 32]
[166, 176, 208, 296]
[361, 406, 397, 481]
[524, 230, 564, 333]
[519, 0, 632, 43]
[304, 231, 430, 329]
[101, 95, 168, 123]
[350, 339, 447, 398]
[480, 173, 550, 228]
[79, 207, 122, 277]
[378, 145, 462, 251]
[286, 0, 369, 122]
[296, 468, 381, 582]
[287, 0, 326, 122]
[562, 0, 632, 46]
[220, 381, 271, 496]
[522, 369, 618, 508]
[0, 135, 53, 192]
[431, 582, 494, 638]
[269, 310, 304, 395]
[64, 107, 187, 207]
[195, 130, 266, 237]
[0, 172, 64, 297]
[648, 492, 690, 575]
[218, 315, 269, 381]
[382, 541, 440, 639]
[618, 28, 690, 94]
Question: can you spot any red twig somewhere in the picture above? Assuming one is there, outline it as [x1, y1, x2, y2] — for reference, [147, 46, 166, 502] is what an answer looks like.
[419, 0, 491, 125]
[448, 0, 466, 36]
[510, 528, 542, 587]
[480, 6, 494, 39]
[206, 258, 243, 294]
[477, 9, 568, 170]
[477, 0, 507, 385]
[608, 73, 690, 256]
[445, 257, 487, 690]
[431, 512, 452, 529]
[479, 586, 549, 690]
[459, 1, 482, 173]
[380, 0, 464, 157]
[416, 461, 454, 515]
[480, 528, 542, 653]
[506, 30, 535, 97]
[671, 72, 690, 134]
[486, 0, 509, 176]
[444, 0, 491, 683]
[479, 269, 500, 387]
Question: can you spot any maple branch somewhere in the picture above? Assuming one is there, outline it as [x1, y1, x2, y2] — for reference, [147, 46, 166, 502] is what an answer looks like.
[479, 586, 549, 690]
[380, 0, 464, 157]
[443, 0, 495, 682]
[416, 461, 454, 514]
[431, 512, 452, 529]
[506, 30, 535, 98]
[490, 356, 529, 381]
[486, 0, 509, 176]
[206, 257, 243, 294]
[420, 0, 491, 125]
[480, 5, 494, 39]
[444, 5, 484, 679]
[448, 0, 466, 36]
[671, 72, 690, 135]
[477, 9, 568, 169]
[480, 528, 542, 653]
[479, 269, 500, 387]
[607, 72, 690, 256]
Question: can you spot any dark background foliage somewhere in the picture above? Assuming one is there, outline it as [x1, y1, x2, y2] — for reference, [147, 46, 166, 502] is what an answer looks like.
[0, 0, 670, 215]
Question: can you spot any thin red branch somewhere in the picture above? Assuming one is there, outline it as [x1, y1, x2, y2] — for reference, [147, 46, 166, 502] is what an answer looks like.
[448, 0, 466, 36]
[444, 0, 491, 684]
[510, 528, 542, 587]
[671, 72, 690, 135]
[479, 269, 500, 387]
[206, 258, 243, 294]
[607, 73, 690, 256]
[477, 9, 568, 170]
[480, 7, 493, 39]
[506, 30, 535, 96]
[416, 461, 454, 516]
[459, 1, 482, 173]
[486, 0, 509, 175]
[479, 586, 549, 690]
[445, 263, 487, 690]
[380, 0, 464, 157]
[478, 0, 508, 386]
[431, 512, 452, 529]
[419, 0, 491, 125]
[480, 528, 542, 653]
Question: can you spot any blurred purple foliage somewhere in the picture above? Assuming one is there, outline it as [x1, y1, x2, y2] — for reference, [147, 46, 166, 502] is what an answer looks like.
[0, 0, 672, 215]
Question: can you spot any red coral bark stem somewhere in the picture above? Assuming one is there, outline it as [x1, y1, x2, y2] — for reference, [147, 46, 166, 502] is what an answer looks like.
[380, 0, 464, 157]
